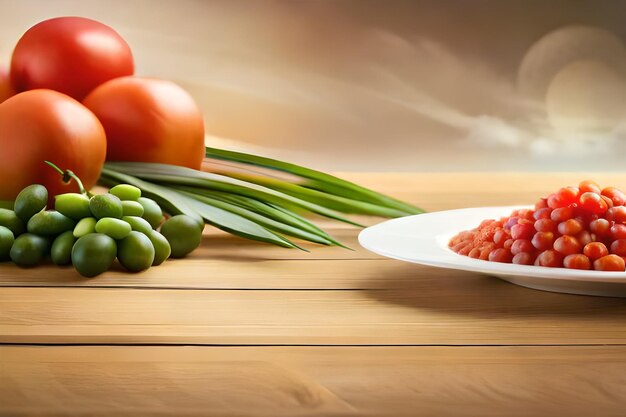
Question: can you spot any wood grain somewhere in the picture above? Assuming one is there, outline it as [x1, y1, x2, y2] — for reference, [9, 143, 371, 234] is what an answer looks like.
[2, 346, 626, 417]
[0, 258, 425, 290]
[2, 280, 626, 345]
[0, 227, 380, 291]
[4, 172, 626, 287]
[4, 173, 626, 415]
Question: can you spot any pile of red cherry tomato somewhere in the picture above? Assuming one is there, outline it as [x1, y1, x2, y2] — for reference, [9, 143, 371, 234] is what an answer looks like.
[449, 180, 626, 271]
[0, 17, 205, 200]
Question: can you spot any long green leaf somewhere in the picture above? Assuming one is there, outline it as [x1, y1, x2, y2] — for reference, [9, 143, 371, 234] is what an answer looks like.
[302, 178, 422, 215]
[177, 189, 338, 246]
[212, 170, 411, 217]
[199, 189, 344, 245]
[207, 157, 422, 217]
[104, 162, 364, 227]
[267, 203, 327, 234]
[174, 192, 305, 250]
[205, 147, 423, 214]
[99, 169, 204, 225]
[174, 187, 337, 240]
[100, 168, 299, 249]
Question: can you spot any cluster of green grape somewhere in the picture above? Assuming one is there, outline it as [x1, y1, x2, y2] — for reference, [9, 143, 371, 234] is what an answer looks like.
[0, 183, 203, 277]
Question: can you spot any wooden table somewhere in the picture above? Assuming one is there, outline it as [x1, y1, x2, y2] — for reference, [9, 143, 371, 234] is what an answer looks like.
[2, 173, 626, 416]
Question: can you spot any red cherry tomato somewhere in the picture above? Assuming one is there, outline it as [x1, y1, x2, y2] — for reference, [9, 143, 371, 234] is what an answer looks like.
[83, 77, 205, 170]
[10, 17, 134, 100]
[0, 90, 106, 199]
[563, 254, 591, 270]
[531, 231, 554, 251]
[535, 250, 563, 268]
[451, 181, 626, 272]
[583, 242, 609, 261]
[594, 255, 625, 272]
[0, 67, 14, 103]
[579, 180, 601, 194]
[610, 239, 626, 257]
[557, 219, 583, 235]
[579, 192, 608, 214]
[553, 235, 582, 256]
[488, 248, 512, 263]
[602, 187, 626, 206]
[512, 252, 534, 265]
[589, 218, 610, 236]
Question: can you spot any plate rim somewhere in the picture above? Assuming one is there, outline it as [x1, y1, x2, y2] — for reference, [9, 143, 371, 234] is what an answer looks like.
[358, 206, 626, 284]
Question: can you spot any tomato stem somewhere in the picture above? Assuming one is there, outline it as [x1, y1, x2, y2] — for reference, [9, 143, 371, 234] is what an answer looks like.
[44, 161, 87, 195]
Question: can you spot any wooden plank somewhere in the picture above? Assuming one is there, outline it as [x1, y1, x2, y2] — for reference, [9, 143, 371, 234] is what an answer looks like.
[0, 259, 438, 290]
[196, 228, 374, 259]
[1, 345, 626, 416]
[0, 230, 380, 289]
[0, 226, 400, 289]
[2, 280, 626, 345]
[0, 228, 375, 268]
[6, 173, 626, 286]
[0, 228, 382, 289]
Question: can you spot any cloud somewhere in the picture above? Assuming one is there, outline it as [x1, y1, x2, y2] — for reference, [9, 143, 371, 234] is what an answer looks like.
[354, 27, 626, 166]
[465, 116, 526, 148]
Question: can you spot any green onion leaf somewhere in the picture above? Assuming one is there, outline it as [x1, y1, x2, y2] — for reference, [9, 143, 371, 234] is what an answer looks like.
[211, 170, 413, 218]
[205, 147, 423, 214]
[104, 162, 364, 227]
[101, 167, 298, 249]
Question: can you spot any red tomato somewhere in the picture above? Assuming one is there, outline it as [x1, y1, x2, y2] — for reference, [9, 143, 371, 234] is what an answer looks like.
[0, 90, 107, 199]
[593, 254, 625, 272]
[83, 77, 205, 169]
[0, 67, 14, 103]
[10, 17, 134, 100]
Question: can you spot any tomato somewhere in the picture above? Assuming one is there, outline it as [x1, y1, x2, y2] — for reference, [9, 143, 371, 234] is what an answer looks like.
[83, 77, 205, 169]
[583, 242, 608, 261]
[593, 254, 625, 271]
[488, 248, 512, 263]
[0, 67, 14, 103]
[451, 181, 626, 273]
[563, 254, 591, 270]
[10, 17, 134, 100]
[0, 90, 106, 199]
[579, 180, 601, 194]
[531, 231, 554, 251]
[510, 223, 533, 240]
[512, 252, 534, 265]
[553, 235, 582, 255]
[535, 250, 564, 268]
[579, 192, 608, 214]
[510, 239, 533, 255]
[557, 219, 583, 235]
[602, 187, 626, 206]
[534, 218, 555, 232]
[550, 207, 574, 222]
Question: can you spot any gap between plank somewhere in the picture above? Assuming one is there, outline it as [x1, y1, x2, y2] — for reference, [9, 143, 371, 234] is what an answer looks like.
[1, 342, 624, 347]
[0, 285, 383, 290]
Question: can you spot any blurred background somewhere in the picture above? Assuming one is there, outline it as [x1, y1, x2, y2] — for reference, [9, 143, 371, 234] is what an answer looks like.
[1, 0, 626, 171]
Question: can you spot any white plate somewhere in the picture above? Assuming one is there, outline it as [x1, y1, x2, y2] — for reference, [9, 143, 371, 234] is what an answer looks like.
[358, 206, 626, 297]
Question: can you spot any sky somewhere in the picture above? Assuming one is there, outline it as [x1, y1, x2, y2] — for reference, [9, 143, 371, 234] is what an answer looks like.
[1, 0, 626, 171]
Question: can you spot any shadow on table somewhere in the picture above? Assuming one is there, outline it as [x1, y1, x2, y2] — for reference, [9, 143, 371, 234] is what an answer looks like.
[361, 263, 626, 318]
